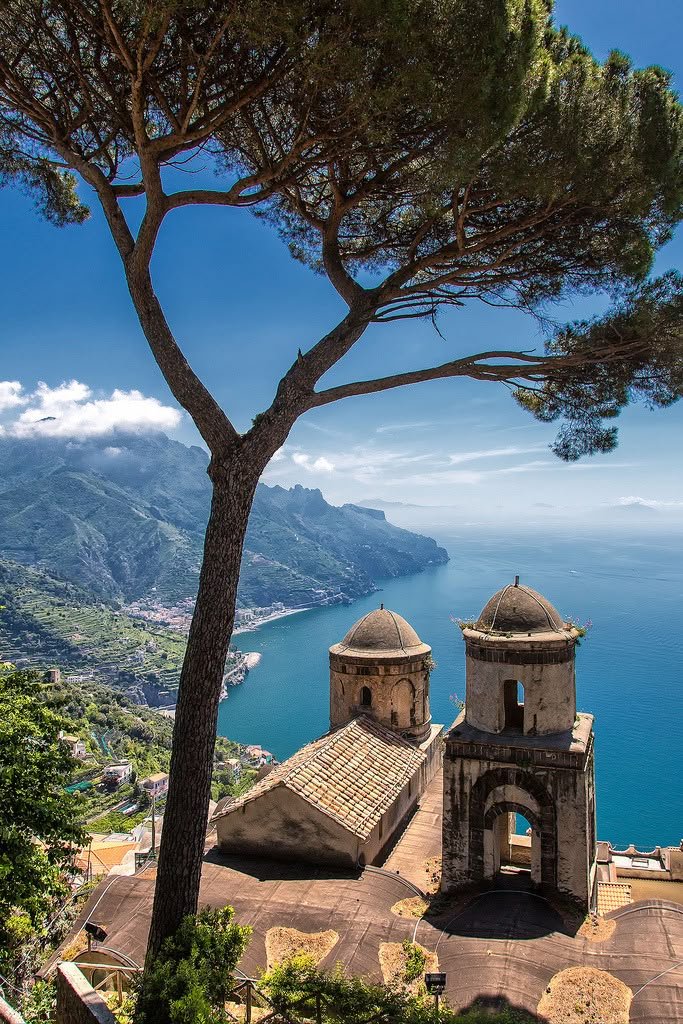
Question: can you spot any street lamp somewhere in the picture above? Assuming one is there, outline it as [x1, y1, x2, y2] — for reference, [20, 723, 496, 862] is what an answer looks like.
[424, 973, 447, 1022]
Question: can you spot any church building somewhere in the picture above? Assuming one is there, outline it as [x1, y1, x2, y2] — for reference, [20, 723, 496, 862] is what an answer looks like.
[212, 607, 443, 867]
[214, 582, 598, 914]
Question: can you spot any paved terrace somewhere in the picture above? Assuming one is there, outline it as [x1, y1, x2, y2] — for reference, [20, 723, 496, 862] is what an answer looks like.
[53, 773, 683, 1023]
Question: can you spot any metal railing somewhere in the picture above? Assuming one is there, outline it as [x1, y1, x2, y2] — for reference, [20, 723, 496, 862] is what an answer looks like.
[69, 964, 397, 1023]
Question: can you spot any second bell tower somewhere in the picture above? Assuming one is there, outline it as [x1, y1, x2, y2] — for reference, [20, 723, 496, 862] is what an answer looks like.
[442, 580, 597, 912]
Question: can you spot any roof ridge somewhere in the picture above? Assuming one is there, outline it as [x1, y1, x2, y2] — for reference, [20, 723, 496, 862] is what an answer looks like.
[518, 585, 562, 631]
[489, 584, 511, 629]
[386, 609, 406, 652]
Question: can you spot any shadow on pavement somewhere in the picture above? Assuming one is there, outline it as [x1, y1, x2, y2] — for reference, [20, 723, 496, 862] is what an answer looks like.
[426, 888, 577, 940]
[455, 995, 549, 1021]
[202, 847, 363, 883]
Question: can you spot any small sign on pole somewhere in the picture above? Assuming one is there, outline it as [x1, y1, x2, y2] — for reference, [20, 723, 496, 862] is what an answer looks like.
[424, 973, 447, 1021]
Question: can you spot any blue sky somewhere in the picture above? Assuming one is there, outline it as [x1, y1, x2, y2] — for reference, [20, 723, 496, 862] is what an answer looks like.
[1, 0, 682, 529]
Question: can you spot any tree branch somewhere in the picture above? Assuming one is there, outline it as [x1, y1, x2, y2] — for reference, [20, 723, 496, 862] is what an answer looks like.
[308, 343, 650, 407]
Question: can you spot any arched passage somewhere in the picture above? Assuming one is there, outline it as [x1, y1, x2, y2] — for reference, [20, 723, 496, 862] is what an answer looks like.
[484, 802, 542, 885]
[468, 767, 557, 890]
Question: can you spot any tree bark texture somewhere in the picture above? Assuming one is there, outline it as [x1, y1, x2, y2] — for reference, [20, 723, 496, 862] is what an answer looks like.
[146, 465, 258, 959]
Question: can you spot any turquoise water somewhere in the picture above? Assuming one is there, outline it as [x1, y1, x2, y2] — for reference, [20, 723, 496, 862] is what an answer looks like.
[217, 528, 683, 850]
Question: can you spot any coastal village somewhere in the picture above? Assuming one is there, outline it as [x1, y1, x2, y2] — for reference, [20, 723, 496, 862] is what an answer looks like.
[35, 585, 683, 1024]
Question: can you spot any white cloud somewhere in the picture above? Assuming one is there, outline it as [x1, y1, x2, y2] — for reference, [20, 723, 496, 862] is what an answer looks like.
[2, 380, 182, 438]
[0, 381, 28, 412]
[376, 420, 439, 434]
[448, 445, 545, 465]
[611, 495, 683, 509]
[291, 451, 335, 473]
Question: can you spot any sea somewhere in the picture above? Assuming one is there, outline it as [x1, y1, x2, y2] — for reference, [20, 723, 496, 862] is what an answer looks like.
[217, 526, 683, 851]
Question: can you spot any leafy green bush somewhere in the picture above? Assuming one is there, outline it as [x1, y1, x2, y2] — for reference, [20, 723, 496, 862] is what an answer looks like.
[401, 939, 427, 982]
[262, 956, 540, 1024]
[133, 906, 251, 1024]
[0, 671, 84, 965]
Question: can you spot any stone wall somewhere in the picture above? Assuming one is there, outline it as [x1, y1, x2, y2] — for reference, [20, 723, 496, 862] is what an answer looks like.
[0, 996, 25, 1024]
[329, 652, 432, 742]
[55, 963, 116, 1024]
[463, 632, 577, 736]
[442, 735, 597, 910]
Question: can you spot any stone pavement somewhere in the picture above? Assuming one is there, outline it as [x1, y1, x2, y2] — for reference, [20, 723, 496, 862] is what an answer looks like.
[383, 768, 443, 890]
[50, 847, 683, 1022]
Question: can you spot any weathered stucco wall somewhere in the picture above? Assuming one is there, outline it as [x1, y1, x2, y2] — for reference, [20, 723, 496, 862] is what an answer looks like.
[463, 633, 577, 736]
[216, 785, 360, 866]
[442, 730, 596, 911]
[329, 652, 432, 742]
[55, 963, 116, 1024]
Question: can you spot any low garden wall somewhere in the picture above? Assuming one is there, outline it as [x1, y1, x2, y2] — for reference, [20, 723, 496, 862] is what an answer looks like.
[0, 996, 25, 1024]
[55, 963, 116, 1024]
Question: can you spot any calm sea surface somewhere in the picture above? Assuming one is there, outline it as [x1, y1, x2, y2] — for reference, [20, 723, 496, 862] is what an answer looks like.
[217, 528, 683, 849]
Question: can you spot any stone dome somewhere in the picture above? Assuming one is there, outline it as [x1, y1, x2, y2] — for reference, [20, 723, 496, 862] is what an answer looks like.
[337, 606, 429, 655]
[475, 582, 565, 635]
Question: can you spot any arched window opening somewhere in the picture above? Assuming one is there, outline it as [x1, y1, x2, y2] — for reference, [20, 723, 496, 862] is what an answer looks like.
[360, 685, 372, 707]
[503, 679, 524, 731]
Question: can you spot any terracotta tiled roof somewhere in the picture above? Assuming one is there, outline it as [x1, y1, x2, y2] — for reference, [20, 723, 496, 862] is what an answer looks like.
[597, 882, 632, 915]
[211, 716, 425, 840]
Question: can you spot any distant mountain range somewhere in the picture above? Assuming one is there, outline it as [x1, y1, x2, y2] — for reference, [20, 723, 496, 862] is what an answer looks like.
[0, 433, 449, 610]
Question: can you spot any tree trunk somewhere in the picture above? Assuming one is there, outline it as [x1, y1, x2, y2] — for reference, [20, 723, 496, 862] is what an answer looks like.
[146, 463, 258, 959]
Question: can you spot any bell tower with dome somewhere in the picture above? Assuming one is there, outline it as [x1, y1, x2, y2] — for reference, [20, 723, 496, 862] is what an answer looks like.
[442, 579, 598, 912]
[329, 605, 434, 743]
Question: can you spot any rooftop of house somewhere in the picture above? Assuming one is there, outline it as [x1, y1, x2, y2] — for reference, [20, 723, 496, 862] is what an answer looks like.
[212, 715, 425, 841]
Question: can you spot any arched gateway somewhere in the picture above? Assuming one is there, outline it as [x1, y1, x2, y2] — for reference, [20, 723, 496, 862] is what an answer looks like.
[442, 580, 598, 912]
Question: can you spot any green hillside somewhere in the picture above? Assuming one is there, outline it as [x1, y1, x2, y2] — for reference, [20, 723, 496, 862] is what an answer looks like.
[0, 560, 186, 704]
[0, 434, 449, 609]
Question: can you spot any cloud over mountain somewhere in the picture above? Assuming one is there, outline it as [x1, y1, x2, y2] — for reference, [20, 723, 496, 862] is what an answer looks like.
[0, 380, 182, 437]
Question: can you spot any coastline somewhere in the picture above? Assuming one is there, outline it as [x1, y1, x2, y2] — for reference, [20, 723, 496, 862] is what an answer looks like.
[233, 605, 313, 634]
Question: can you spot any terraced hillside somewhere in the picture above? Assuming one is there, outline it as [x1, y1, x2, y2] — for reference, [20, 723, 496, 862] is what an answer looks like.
[0, 559, 187, 704]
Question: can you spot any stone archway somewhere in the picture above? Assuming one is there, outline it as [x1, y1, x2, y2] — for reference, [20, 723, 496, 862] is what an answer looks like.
[391, 678, 415, 730]
[483, 800, 543, 884]
[469, 767, 557, 890]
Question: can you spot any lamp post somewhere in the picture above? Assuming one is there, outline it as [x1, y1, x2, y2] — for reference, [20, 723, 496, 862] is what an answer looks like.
[424, 973, 447, 1022]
